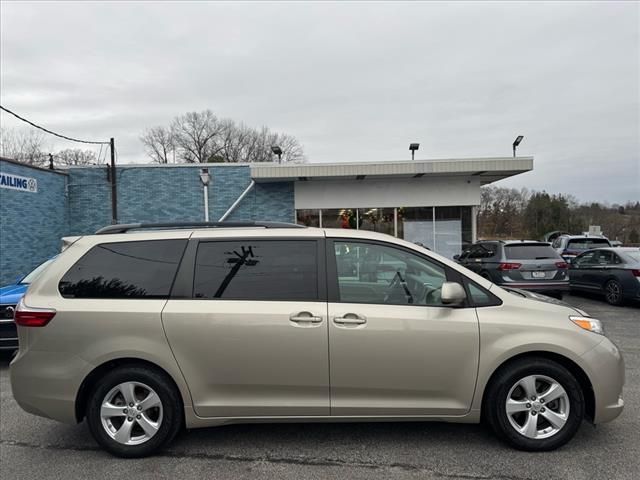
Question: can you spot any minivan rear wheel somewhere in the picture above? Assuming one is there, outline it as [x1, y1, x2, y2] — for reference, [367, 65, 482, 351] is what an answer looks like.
[86, 366, 182, 457]
[484, 358, 584, 451]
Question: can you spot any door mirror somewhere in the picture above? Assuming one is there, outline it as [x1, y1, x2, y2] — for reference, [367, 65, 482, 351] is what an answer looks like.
[441, 282, 467, 306]
[453, 254, 460, 261]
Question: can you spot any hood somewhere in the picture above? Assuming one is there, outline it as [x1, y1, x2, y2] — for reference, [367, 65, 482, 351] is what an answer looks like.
[0, 283, 28, 305]
[501, 287, 586, 315]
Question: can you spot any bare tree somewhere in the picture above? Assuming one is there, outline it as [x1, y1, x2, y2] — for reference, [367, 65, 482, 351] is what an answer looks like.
[171, 110, 225, 163]
[0, 127, 47, 166]
[140, 126, 175, 164]
[140, 110, 306, 164]
[54, 148, 98, 166]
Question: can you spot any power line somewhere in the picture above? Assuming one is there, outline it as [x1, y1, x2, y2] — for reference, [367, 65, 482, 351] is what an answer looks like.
[0, 105, 110, 145]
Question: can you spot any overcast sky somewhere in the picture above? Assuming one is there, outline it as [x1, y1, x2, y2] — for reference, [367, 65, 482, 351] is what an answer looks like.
[1, 1, 638, 203]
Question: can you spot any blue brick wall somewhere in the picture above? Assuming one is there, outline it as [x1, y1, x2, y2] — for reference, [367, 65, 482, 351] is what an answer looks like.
[0, 159, 68, 285]
[66, 164, 295, 232]
[0, 161, 295, 285]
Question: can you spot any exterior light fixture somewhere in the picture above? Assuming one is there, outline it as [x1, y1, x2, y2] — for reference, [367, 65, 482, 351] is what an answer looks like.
[512, 136, 524, 157]
[271, 146, 283, 163]
[409, 143, 420, 161]
[199, 168, 211, 221]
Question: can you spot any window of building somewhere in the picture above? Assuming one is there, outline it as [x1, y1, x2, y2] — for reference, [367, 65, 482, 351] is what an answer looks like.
[358, 208, 394, 236]
[321, 209, 357, 229]
[59, 240, 187, 299]
[193, 240, 318, 301]
[333, 241, 447, 306]
[296, 209, 320, 227]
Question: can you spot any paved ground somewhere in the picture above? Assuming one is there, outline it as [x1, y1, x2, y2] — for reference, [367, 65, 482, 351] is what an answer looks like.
[1, 294, 638, 480]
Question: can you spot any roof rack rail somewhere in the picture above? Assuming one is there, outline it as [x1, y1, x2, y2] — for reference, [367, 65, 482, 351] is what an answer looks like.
[95, 221, 305, 235]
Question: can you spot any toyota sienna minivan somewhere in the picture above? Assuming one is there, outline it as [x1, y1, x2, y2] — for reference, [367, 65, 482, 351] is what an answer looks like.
[10, 222, 624, 457]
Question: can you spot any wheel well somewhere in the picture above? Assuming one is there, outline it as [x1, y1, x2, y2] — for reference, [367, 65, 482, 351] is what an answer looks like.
[481, 351, 596, 422]
[75, 358, 184, 423]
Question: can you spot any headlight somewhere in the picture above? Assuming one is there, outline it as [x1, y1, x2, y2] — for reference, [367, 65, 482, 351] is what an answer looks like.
[569, 315, 604, 335]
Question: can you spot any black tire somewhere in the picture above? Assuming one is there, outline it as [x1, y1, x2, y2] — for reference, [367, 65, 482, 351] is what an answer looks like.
[604, 279, 624, 306]
[484, 358, 584, 451]
[86, 365, 183, 458]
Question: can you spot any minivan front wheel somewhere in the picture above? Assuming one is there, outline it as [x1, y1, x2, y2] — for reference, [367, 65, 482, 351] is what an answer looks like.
[86, 366, 182, 457]
[485, 358, 584, 451]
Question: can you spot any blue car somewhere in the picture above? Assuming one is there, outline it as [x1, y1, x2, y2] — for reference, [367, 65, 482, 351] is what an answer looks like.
[0, 257, 56, 351]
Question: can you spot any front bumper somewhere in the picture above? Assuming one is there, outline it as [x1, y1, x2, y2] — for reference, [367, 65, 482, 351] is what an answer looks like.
[581, 337, 625, 424]
[0, 319, 18, 351]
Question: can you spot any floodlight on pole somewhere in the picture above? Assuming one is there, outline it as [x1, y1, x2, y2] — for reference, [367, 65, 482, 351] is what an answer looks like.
[271, 145, 283, 164]
[409, 143, 420, 161]
[512, 135, 524, 158]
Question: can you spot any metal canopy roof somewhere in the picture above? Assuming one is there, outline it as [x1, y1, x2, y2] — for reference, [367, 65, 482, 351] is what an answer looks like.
[250, 156, 533, 184]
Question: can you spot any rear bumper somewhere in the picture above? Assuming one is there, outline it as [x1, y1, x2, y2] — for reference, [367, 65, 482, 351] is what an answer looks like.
[497, 281, 570, 292]
[10, 348, 90, 424]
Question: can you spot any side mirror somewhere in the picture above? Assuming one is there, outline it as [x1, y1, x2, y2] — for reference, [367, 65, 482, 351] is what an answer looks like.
[453, 254, 460, 261]
[441, 282, 467, 306]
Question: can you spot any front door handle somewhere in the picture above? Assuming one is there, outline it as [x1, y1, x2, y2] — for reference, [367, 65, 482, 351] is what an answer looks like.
[333, 314, 367, 325]
[290, 312, 323, 323]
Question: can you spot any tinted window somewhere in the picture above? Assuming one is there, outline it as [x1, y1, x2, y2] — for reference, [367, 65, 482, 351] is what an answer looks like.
[193, 240, 318, 300]
[59, 240, 187, 299]
[567, 238, 610, 250]
[595, 251, 620, 265]
[334, 241, 447, 306]
[504, 244, 559, 260]
[573, 251, 597, 266]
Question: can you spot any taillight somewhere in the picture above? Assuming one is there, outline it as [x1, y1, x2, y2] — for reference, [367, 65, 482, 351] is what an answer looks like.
[631, 269, 640, 277]
[555, 262, 569, 269]
[498, 262, 522, 270]
[14, 300, 56, 327]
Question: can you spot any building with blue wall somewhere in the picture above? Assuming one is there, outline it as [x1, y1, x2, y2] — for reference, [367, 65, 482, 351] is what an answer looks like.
[0, 156, 531, 285]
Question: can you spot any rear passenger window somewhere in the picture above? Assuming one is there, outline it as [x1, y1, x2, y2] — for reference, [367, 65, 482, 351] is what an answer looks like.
[59, 240, 187, 299]
[193, 240, 318, 301]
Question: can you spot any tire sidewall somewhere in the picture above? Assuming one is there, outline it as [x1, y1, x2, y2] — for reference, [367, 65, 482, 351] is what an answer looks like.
[486, 359, 584, 451]
[86, 366, 182, 458]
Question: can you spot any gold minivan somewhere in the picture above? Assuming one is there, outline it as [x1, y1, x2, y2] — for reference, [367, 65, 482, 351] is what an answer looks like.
[10, 222, 624, 457]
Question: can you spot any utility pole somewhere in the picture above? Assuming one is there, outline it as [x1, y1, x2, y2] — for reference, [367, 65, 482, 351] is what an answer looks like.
[110, 137, 118, 224]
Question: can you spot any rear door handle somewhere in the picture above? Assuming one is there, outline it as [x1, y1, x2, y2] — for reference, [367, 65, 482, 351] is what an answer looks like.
[333, 315, 367, 325]
[289, 312, 323, 323]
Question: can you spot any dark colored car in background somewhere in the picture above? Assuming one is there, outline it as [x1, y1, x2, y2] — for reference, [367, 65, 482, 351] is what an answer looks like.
[570, 247, 640, 305]
[455, 240, 569, 298]
[552, 234, 611, 263]
[0, 257, 56, 351]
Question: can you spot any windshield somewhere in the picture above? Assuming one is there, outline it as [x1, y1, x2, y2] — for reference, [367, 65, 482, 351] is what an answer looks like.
[567, 238, 610, 250]
[20, 258, 55, 284]
[504, 244, 559, 260]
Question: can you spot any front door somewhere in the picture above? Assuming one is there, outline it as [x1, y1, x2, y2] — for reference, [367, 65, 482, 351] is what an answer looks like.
[327, 239, 480, 416]
[162, 237, 329, 417]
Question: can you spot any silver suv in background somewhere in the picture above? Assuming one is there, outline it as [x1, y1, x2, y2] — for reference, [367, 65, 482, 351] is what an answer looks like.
[10, 222, 624, 457]
[455, 241, 569, 299]
[552, 235, 611, 263]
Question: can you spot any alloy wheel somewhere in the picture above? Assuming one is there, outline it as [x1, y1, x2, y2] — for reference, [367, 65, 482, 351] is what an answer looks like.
[505, 375, 570, 440]
[605, 281, 621, 304]
[100, 381, 163, 446]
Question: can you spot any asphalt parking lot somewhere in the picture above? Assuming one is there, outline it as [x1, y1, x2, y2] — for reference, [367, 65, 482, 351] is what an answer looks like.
[1, 294, 638, 480]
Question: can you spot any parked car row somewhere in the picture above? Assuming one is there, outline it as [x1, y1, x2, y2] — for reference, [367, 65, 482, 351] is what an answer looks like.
[455, 238, 640, 306]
